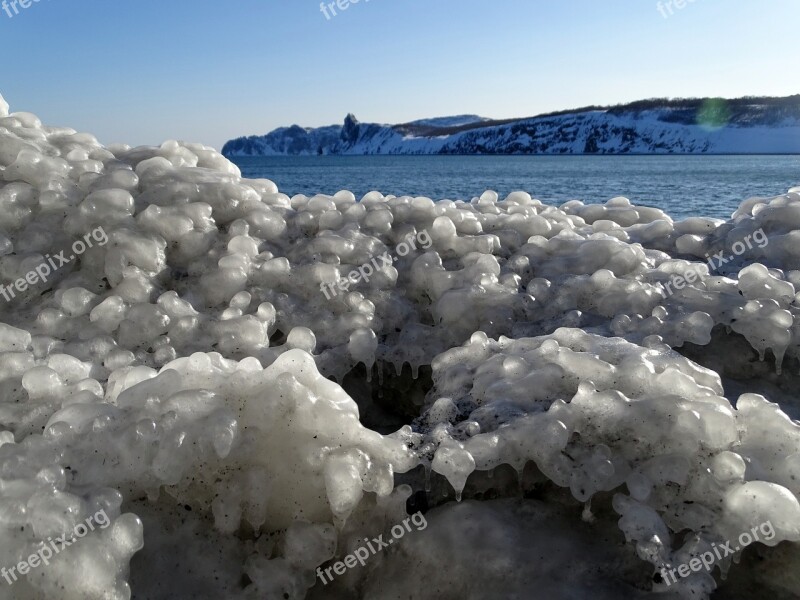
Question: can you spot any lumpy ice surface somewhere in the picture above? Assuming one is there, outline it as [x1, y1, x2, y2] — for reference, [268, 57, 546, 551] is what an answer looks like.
[1, 92, 800, 599]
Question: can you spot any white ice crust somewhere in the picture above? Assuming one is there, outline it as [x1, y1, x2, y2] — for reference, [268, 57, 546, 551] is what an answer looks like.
[1, 95, 800, 599]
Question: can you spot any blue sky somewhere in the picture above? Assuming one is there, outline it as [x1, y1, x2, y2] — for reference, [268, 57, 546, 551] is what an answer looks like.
[1, 0, 799, 150]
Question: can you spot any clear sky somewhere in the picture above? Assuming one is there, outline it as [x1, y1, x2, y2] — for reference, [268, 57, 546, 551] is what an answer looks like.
[1, 0, 799, 151]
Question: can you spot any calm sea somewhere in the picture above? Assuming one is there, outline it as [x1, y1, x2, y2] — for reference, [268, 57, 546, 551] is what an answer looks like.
[231, 155, 800, 220]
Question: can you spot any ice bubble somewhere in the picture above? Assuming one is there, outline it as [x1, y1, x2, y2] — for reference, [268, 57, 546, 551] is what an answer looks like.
[432, 445, 476, 501]
[0, 323, 31, 352]
[724, 481, 800, 544]
[59, 287, 99, 317]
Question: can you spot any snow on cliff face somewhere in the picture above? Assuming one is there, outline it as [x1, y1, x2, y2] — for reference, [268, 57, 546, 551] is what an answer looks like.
[2, 92, 800, 599]
[402, 115, 489, 129]
[222, 97, 800, 156]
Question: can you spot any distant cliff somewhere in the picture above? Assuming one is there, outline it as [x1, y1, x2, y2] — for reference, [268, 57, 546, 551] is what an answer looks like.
[222, 96, 800, 156]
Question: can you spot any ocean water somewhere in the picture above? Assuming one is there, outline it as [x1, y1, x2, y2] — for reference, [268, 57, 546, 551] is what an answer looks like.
[231, 154, 800, 220]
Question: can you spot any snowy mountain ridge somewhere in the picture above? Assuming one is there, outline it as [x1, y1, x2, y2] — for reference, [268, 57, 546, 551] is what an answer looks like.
[222, 96, 800, 156]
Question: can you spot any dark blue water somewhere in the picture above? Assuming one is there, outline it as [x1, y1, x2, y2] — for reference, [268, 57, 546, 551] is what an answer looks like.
[231, 155, 800, 220]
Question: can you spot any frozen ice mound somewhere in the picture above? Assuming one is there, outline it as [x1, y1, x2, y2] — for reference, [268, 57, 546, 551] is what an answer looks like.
[417, 328, 800, 594]
[1, 94, 800, 599]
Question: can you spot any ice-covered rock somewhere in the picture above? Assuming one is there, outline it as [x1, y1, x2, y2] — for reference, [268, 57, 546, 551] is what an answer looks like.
[1, 94, 800, 599]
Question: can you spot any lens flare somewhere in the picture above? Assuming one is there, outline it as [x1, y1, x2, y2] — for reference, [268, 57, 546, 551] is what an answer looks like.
[697, 98, 732, 130]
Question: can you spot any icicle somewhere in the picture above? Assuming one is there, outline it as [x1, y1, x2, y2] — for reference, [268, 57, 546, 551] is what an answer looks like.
[775, 348, 785, 375]
[582, 500, 595, 523]
[365, 361, 374, 383]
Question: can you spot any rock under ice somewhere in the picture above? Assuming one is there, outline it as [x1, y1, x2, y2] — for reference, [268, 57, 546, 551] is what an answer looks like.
[1, 92, 800, 599]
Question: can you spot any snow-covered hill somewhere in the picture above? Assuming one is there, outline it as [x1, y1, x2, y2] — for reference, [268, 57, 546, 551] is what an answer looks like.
[222, 96, 800, 156]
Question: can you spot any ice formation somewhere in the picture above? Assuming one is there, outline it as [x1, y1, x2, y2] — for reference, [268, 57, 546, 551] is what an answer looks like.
[1, 91, 800, 599]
